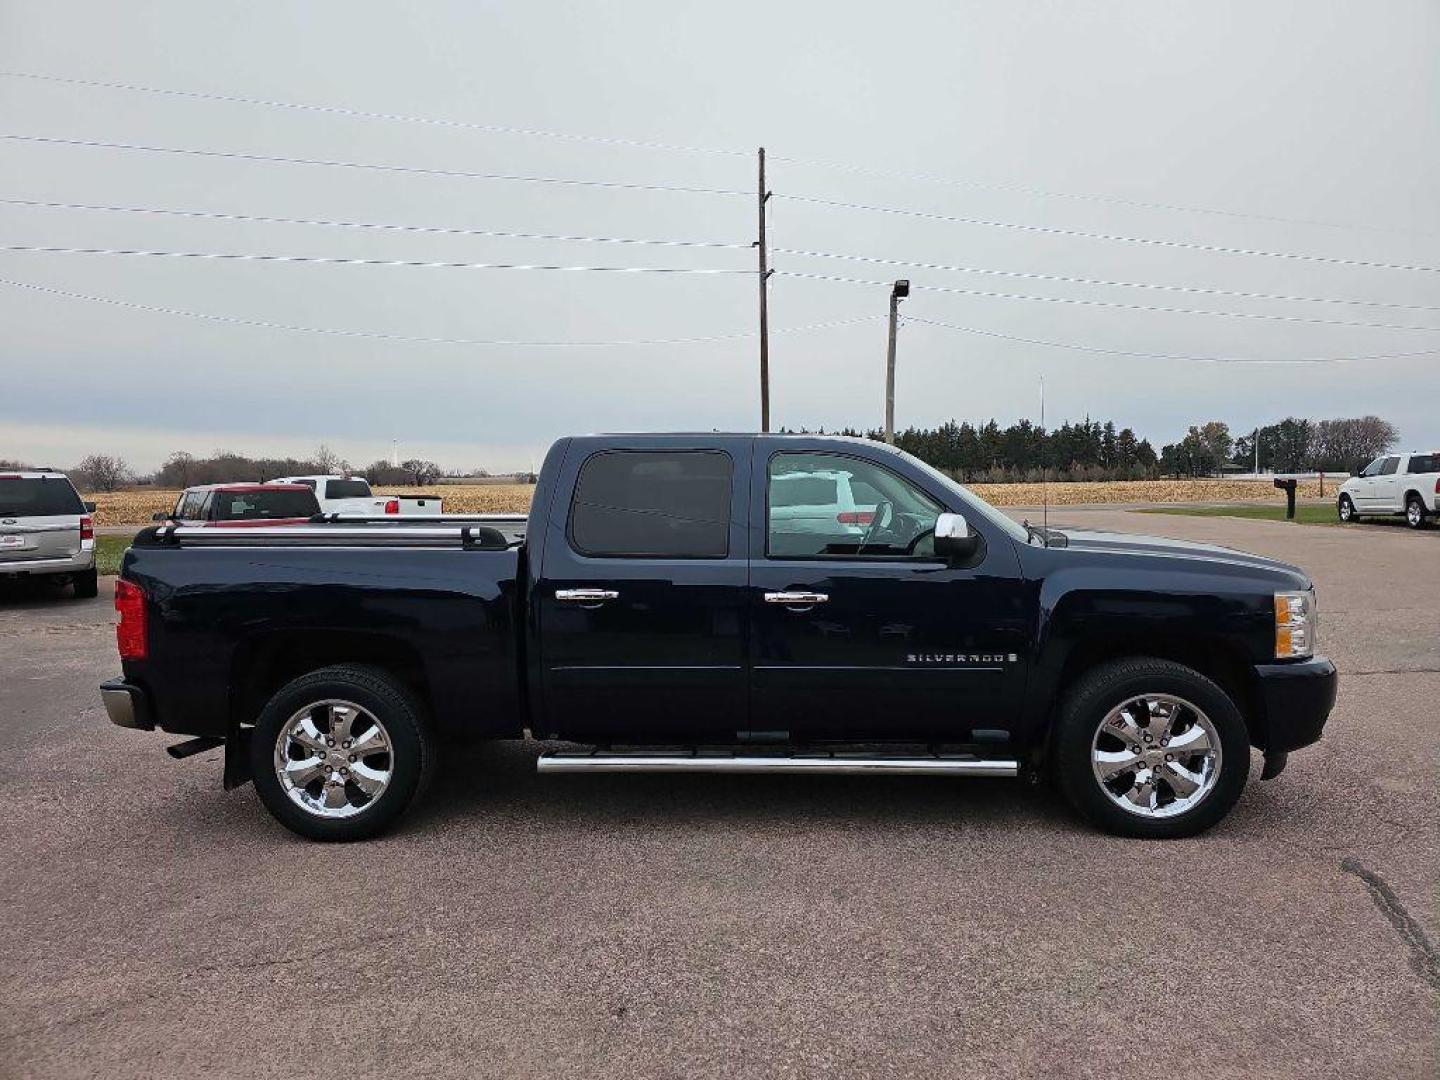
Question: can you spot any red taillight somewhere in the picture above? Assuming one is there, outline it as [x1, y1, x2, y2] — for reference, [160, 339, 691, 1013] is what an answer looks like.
[114, 578, 148, 661]
[80, 514, 93, 541]
[383, 499, 400, 514]
[1434, 478, 1439, 495]
[836, 511, 874, 526]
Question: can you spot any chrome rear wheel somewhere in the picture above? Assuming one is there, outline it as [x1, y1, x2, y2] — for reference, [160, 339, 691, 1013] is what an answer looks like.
[273, 699, 394, 820]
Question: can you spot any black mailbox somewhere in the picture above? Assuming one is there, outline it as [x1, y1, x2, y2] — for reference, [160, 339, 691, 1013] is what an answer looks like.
[1274, 477, 1297, 520]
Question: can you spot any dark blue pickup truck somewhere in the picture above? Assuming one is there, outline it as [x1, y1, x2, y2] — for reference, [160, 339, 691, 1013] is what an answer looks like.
[101, 434, 1335, 841]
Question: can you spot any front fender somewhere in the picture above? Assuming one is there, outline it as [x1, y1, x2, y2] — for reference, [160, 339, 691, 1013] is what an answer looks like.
[1018, 562, 1278, 742]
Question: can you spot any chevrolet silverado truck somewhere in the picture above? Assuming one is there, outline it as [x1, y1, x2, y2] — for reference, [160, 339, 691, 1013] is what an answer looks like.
[100, 434, 1336, 841]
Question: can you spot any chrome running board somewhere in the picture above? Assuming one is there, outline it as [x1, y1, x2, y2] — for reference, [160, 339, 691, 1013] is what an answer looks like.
[536, 749, 1017, 777]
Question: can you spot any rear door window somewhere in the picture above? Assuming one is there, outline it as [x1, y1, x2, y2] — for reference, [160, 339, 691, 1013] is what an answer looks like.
[0, 476, 83, 517]
[1406, 454, 1436, 474]
[569, 451, 732, 558]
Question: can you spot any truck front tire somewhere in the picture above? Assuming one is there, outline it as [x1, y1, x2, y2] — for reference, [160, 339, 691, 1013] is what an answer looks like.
[250, 664, 434, 841]
[1053, 658, 1250, 839]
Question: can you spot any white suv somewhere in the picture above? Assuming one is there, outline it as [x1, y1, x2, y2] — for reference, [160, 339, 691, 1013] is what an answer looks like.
[0, 470, 98, 597]
[1338, 451, 1439, 528]
[769, 468, 881, 536]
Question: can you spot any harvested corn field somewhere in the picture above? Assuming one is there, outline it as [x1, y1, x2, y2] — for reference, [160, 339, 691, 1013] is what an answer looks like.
[86, 478, 1328, 526]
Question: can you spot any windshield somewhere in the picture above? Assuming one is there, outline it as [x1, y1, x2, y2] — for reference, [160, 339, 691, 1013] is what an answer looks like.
[884, 446, 1032, 544]
[0, 476, 84, 517]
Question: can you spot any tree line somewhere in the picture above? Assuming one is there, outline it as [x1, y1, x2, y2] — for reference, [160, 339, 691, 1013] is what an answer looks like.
[1158, 415, 1398, 477]
[15, 412, 1403, 492]
[790, 413, 1399, 481]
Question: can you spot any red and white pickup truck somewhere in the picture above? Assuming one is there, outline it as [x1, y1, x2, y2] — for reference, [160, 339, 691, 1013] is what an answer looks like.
[272, 475, 443, 517]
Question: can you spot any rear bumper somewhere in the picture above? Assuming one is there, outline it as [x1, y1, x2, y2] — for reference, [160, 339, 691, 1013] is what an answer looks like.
[100, 678, 154, 730]
[1252, 656, 1337, 752]
[0, 550, 95, 576]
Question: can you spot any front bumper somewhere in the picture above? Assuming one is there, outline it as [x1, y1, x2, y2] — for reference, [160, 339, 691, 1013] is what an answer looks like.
[100, 678, 153, 730]
[0, 549, 95, 577]
[1252, 656, 1337, 753]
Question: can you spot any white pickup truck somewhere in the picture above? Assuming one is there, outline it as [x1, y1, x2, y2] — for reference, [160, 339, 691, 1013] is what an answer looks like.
[272, 475, 443, 517]
[1337, 451, 1439, 528]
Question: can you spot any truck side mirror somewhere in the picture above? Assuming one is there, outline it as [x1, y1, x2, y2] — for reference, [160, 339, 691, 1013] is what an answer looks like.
[934, 512, 983, 565]
[152, 512, 170, 522]
[83, 501, 97, 513]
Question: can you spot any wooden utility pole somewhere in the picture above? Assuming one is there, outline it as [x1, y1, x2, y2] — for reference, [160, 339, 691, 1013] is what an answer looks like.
[883, 279, 909, 443]
[757, 147, 772, 432]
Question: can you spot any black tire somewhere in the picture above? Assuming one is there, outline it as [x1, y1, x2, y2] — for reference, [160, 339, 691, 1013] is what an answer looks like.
[1053, 657, 1251, 839]
[1404, 494, 1428, 529]
[250, 664, 434, 841]
[71, 568, 99, 599]
[1337, 494, 1356, 523]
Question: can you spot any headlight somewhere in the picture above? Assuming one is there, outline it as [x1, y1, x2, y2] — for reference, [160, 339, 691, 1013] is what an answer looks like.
[1274, 589, 1316, 659]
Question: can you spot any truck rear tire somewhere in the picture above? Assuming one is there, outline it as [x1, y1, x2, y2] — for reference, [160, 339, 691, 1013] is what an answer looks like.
[1405, 494, 1428, 529]
[71, 568, 99, 599]
[1053, 658, 1250, 839]
[250, 664, 434, 841]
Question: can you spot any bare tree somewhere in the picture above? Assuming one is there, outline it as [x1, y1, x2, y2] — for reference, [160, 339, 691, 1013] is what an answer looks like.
[1312, 416, 1399, 471]
[400, 459, 442, 486]
[74, 454, 131, 493]
[314, 444, 345, 474]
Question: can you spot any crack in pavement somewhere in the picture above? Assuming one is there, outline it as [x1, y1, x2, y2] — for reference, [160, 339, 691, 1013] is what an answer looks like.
[1340, 858, 1440, 992]
[1346, 667, 1440, 676]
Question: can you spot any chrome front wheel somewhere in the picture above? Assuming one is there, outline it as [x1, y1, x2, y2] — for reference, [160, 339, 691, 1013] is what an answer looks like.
[274, 700, 395, 819]
[1056, 658, 1249, 838]
[1090, 694, 1222, 819]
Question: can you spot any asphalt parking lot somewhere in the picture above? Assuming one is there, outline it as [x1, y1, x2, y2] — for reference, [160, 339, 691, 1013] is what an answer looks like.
[1, 510, 1436, 1080]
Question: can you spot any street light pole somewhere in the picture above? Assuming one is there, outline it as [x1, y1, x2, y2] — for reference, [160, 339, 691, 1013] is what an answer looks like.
[883, 279, 910, 444]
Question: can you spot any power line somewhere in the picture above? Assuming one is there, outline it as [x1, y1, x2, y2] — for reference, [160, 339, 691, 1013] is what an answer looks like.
[0, 70, 751, 158]
[773, 245, 1440, 314]
[0, 274, 880, 346]
[9, 242, 1435, 330]
[7, 197, 1426, 311]
[902, 315, 1440, 364]
[0, 133, 751, 197]
[2, 70, 1409, 236]
[768, 154, 1423, 237]
[0, 244, 753, 275]
[774, 269, 1440, 332]
[774, 193, 1440, 275]
[0, 197, 750, 250]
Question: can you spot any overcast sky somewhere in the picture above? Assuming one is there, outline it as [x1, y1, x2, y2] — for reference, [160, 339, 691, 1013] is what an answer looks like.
[3, 0, 1438, 472]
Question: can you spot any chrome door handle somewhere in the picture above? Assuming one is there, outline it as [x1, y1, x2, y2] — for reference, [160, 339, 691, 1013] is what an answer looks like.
[555, 588, 620, 602]
[764, 591, 829, 605]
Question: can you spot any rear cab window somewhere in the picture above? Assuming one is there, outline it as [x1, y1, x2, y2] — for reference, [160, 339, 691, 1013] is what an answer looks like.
[212, 490, 321, 521]
[0, 476, 84, 518]
[568, 451, 732, 558]
[325, 479, 372, 499]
